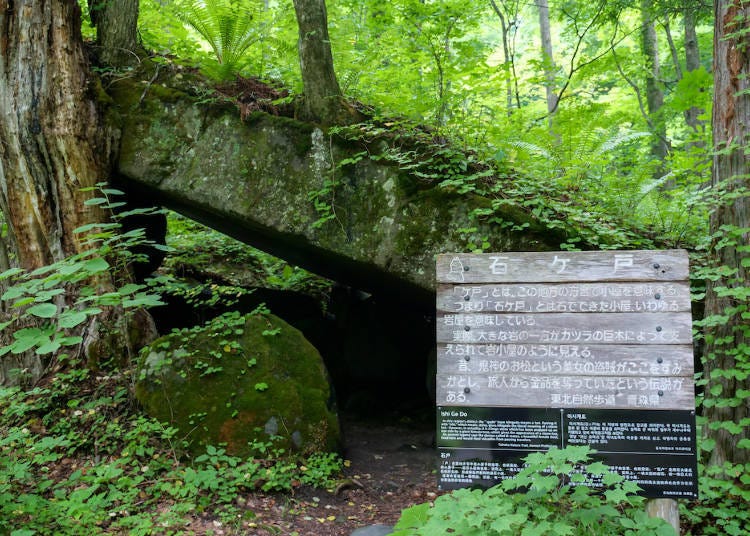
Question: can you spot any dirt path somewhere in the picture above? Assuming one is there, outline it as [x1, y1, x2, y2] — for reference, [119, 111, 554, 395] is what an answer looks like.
[241, 417, 439, 535]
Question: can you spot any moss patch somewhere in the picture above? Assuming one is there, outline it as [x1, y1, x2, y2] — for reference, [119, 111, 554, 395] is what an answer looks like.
[134, 311, 339, 458]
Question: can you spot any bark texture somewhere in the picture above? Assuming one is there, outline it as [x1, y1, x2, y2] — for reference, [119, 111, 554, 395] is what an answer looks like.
[489, 0, 520, 114]
[292, 0, 349, 124]
[535, 0, 557, 128]
[0, 1, 114, 269]
[89, 0, 142, 67]
[640, 0, 669, 165]
[704, 0, 750, 466]
[0, 0, 153, 384]
[683, 6, 704, 131]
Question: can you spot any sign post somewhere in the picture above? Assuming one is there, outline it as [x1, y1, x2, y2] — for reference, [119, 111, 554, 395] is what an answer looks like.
[435, 250, 697, 530]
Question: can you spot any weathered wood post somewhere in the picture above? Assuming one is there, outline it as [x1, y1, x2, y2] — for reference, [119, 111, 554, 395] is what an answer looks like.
[434, 250, 697, 531]
[647, 498, 680, 533]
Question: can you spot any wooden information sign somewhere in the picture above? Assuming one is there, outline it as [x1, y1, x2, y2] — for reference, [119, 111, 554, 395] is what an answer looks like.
[436, 250, 698, 499]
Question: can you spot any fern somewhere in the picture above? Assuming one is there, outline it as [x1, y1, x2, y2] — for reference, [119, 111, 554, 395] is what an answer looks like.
[508, 140, 552, 159]
[596, 130, 650, 155]
[171, 0, 269, 80]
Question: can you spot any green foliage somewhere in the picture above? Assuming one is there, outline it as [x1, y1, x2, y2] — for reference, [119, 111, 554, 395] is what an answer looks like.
[170, 0, 271, 80]
[0, 186, 165, 377]
[163, 211, 331, 301]
[680, 460, 750, 535]
[0, 364, 343, 535]
[140, 310, 252, 380]
[139, 0, 298, 83]
[393, 447, 676, 536]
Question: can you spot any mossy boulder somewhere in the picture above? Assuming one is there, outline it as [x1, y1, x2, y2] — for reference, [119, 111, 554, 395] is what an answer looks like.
[134, 311, 339, 457]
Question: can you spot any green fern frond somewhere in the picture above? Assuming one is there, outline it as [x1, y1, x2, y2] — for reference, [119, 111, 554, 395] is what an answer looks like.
[508, 140, 552, 159]
[171, 0, 268, 78]
[340, 70, 361, 93]
[596, 130, 650, 155]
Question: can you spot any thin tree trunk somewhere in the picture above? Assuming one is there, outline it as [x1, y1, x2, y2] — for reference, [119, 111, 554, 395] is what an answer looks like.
[536, 0, 557, 130]
[640, 0, 670, 171]
[684, 6, 704, 132]
[0, 234, 9, 272]
[89, 0, 142, 67]
[704, 0, 750, 467]
[489, 0, 515, 115]
[662, 16, 682, 80]
[0, 0, 154, 385]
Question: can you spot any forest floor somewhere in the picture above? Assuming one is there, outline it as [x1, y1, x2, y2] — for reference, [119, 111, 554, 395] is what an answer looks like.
[186, 415, 440, 535]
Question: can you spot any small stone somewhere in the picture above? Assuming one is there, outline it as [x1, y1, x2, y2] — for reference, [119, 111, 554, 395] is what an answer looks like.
[350, 525, 395, 536]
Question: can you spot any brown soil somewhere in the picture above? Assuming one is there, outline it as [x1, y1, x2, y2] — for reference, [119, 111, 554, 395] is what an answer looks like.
[187, 416, 440, 535]
[214, 76, 294, 119]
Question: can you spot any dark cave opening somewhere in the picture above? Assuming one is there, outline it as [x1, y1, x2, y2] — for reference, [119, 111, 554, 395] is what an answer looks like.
[121, 195, 437, 422]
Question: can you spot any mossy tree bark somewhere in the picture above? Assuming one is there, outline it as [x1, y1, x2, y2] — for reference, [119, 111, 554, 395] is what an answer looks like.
[704, 0, 750, 467]
[0, 0, 154, 384]
[88, 0, 142, 67]
[292, 0, 354, 125]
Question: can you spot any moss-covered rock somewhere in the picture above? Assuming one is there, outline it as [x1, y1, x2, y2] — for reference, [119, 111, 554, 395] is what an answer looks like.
[134, 311, 339, 457]
[111, 75, 559, 303]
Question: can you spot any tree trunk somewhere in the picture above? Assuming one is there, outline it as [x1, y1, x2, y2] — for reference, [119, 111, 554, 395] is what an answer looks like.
[683, 6, 704, 131]
[89, 0, 142, 67]
[0, 0, 154, 385]
[489, 0, 518, 115]
[536, 0, 557, 130]
[703, 0, 750, 467]
[292, 0, 349, 125]
[640, 0, 670, 167]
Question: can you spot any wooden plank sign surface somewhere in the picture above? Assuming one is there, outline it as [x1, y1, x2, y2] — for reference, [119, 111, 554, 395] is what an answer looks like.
[437, 344, 694, 376]
[437, 282, 692, 314]
[436, 250, 689, 284]
[435, 251, 695, 411]
[435, 373, 694, 410]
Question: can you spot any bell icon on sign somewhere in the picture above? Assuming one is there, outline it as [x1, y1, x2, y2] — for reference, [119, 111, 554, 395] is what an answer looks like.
[448, 257, 465, 282]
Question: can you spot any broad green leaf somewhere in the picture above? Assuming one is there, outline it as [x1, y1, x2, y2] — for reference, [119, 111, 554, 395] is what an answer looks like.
[394, 502, 431, 530]
[11, 327, 52, 354]
[36, 339, 61, 355]
[0, 267, 23, 280]
[490, 512, 528, 532]
[33, 288, 65, 301]
[117, 283, 145, 295]
[56, 335, 83, 346]
[2, 286, 26, 300]
[26, 303, 58, 318]
[58, 311, 90, 329]
[122, 294, 165, 308]
[29, 264, 57, 277]
[83, 257, 110, 273]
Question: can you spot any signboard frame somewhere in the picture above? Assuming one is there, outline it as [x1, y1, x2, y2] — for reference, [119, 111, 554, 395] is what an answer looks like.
[435, 250, 698, 499]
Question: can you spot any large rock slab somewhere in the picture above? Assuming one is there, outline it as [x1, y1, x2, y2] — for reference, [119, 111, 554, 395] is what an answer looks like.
[111, 79, 555, 301]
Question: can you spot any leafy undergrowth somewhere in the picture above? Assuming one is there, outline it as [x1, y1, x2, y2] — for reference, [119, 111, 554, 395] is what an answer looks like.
[0, 362, 343, 536]
[392, 447, 677, 536]
[679, 462, 750, 536]
[162, 212, 333, 306]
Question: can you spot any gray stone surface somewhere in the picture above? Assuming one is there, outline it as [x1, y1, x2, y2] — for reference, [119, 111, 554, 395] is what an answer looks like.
[350, 525, 394, 536]
[111, 78, 556, 301]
